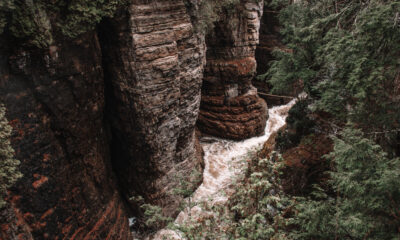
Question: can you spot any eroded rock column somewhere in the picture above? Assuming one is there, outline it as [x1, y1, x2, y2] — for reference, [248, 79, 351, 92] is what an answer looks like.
[99, 0, 206, 217]
[197, 0, 268, 140]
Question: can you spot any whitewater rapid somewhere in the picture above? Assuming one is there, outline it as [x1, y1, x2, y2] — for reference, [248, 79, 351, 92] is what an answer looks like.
[152, 99, 297, 240]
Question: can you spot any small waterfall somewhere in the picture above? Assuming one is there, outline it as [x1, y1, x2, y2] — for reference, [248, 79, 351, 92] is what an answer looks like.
[152, 99, 297, 240]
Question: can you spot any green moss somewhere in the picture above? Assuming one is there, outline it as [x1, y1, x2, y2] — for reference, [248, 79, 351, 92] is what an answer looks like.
[58, 0, 123, 38]
[9, 1, 53, 48]
[0, 0, 126, 47]
[0, 0, 15, 34]
[184, 0, 241, 34]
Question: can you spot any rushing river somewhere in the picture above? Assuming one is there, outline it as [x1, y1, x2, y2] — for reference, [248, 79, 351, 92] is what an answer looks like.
[151, 99, 297, 240]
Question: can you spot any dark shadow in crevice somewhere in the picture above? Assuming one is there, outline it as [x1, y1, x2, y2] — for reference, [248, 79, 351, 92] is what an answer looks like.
[97, 18, 139, 221]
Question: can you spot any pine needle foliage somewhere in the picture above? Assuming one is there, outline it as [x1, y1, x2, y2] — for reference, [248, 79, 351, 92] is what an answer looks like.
[172, 129, 400, 239]
[0, 104, 22, 209]
[290, 128, 400, 239]
[265, 0, 400, 238]
[268, 0, 400, 134]
[276, 99, 315, 151]
[175, 0, 400, 238]
[0, 0, 14, 35]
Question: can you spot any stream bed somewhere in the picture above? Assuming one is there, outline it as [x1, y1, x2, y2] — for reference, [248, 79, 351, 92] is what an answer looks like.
[151, 99, 297, 240]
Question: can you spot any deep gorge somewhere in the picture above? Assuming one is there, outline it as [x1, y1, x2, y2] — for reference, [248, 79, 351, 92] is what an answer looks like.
[1, 0, 399, 239]
[0, 0, 268, 239]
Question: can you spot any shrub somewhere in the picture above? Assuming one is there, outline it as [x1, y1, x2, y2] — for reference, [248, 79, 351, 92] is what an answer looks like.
[276, 99, 315, 151]
[0, 104, 22, 209]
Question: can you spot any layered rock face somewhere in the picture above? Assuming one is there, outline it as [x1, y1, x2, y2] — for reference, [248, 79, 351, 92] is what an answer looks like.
[197, 0, 268, 140]
[0, 33, 130, 239]
[0, 0, 266, 238]
[0, 0, 205, 238]
[99, 0, 206, 216]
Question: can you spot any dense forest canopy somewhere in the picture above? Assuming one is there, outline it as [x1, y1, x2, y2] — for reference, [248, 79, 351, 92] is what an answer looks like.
[264, 0, 400, 238]
[176, 0, 400, 239]
[269, 0, 400, 137]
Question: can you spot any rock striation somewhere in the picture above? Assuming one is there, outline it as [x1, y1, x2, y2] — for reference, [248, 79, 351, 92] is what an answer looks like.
[197, 0, 268, 140]
[98, 0, 206, 217]
[0, 0, 266, 238]
[0, 33, 131, 239]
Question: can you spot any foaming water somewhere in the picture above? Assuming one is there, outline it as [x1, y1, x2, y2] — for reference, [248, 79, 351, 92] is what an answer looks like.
[152, 99, 297, 240]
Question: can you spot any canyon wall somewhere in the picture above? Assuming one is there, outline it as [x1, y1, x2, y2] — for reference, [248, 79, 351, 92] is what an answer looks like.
[0, 32, 131, 239]
[99, 0, 206, 216]
[0, 1, 205, 238]
[197, 0, 268, 140]
[255, 1, 282, 77]
[0, 0, 265, 238]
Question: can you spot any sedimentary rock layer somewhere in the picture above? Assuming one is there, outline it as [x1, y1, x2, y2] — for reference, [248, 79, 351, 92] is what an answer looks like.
[0, 33, 131, 239]
[198, 0, 268, 140]
[0, 0, 267, 238]
[99, 0, 206, 217]
[0, 1, 206, 238]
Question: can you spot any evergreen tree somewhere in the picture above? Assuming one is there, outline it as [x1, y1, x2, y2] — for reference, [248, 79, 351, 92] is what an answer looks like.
[291, 128, 400, 239]
[265, 0, 400, 239]
[268, 0, 400, 138]
[0, 104, 22, 208]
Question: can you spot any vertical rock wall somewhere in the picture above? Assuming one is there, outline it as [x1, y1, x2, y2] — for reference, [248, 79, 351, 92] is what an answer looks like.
[0, 33, 131, 239]
[0, 0, 266, 238]
[197, 0, 268, 140]
[99, 0, 206, 216]
[255, 1, 283, 76]
[253, 1, 285, 93]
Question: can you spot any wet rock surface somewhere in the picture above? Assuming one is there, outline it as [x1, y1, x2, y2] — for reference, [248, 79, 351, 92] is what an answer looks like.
[198, 0, 268, 140]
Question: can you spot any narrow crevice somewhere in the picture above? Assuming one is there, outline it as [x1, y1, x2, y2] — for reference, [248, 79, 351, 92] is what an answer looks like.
[253, 2, 283, 93]
[97, 19, 139, 219]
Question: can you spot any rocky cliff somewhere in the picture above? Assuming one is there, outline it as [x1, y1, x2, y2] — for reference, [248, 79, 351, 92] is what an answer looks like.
[0, 0, 265, 238]
[255, 1, 282, 77]
[0, 31, 131, 239]
[197, 0, 268, 140]
[99, 0, 206, 217]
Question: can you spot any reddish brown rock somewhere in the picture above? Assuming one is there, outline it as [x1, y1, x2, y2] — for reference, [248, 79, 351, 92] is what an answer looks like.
[0, 31, 131, 239]
[0, 0, 270, 238]
[259, 125, 285, 159]
[0, 201, 33, 240]
[198, 0, 268, 140]
[198, 91, 267, 140]
[0, 0, 207, 237]
[280, 134, 333, 194]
